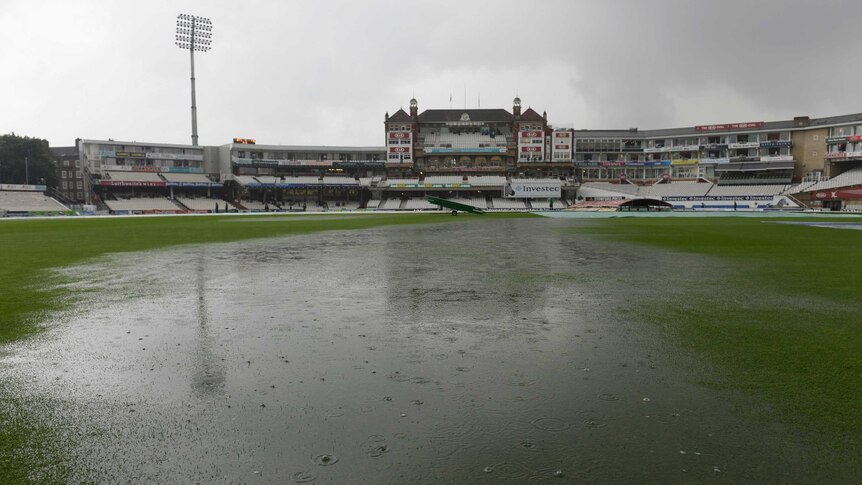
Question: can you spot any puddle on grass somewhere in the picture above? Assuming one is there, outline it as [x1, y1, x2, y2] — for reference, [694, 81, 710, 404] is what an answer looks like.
[0, 218, 853, 483]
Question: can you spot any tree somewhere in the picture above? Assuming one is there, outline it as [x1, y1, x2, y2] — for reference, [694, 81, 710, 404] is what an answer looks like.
[0, 133, 57, 187]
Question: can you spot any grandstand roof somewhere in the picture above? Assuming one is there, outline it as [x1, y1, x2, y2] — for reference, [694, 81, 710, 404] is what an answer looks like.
[716, 161, 796, 172]
[571, 112, 862, 139]
[226, 143, 385, 153]
[418, 109, 513, 123]
[387, 109, 412, 123]
[519, 108, 544, 122]
[80, 139, 202, 150]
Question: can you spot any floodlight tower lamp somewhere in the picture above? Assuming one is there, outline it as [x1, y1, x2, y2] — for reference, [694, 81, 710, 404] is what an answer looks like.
[175, 14, 213, 146]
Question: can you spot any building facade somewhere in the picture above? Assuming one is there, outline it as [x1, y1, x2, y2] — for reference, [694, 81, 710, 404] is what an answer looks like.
[50, 145, 85, 203]
[71, 103, 862, 211]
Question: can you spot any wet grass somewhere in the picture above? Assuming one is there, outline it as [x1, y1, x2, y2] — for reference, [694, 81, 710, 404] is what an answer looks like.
[0, 212, 529, 482]
[586, 217, 862, 457]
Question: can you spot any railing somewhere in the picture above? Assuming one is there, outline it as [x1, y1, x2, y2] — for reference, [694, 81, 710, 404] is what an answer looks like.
[45, 187, 76, 207]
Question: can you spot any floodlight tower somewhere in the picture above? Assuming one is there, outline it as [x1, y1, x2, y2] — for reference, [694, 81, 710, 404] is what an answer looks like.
[175, 14, 213, 146]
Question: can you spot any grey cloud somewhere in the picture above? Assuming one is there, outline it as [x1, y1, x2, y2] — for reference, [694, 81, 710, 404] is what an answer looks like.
[1, 0, 861, 147]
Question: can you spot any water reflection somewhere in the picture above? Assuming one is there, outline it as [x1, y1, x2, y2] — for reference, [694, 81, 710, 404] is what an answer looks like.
[0, 218, 855, 483]
[191, 248, 225, 398]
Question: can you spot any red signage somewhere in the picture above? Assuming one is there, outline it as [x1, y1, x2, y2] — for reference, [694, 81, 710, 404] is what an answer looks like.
[555, 132, 572, 138]
[554, 145, 570, 150]
[812, 186, 862, 200]
[142, 209, 184, 214]
[389, 132, 410, 139]
[695, 122, 764, 132]
[521, 131, 542, 138]
[389, 147, 410, 153]
[521, 146, 542, 152]
[848, 135, 862, 142]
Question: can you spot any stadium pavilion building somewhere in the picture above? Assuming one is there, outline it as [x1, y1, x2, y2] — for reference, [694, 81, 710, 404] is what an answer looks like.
[44, 99, 862, 214]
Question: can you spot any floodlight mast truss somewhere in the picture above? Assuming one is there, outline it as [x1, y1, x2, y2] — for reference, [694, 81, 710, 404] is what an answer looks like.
[175, 14, 212, 146]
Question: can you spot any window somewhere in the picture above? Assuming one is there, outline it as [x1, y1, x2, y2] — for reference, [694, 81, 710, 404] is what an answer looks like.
[77, 181, 82, 189]
[75, 160, 81, 168]
[62, 170, 68, 178]
[767, 132, 780, 141]
[62, 181, 68, 189]
[63, 160, 69, 167]
[77, 192, 83, 200]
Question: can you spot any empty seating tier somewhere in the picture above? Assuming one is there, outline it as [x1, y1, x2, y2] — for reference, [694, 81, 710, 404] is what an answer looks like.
[176, 197, 240, 211]
[467, 176, 507, 186]
[162, 173, 218, 185]
[404, 198, 439, 210]
[642, 182, 711, 198]
[103, 171, 164, 183]
[794, 167, 862, 194]
[708, 185, 787, 197]
[104, 197, 182, 212]
[0, 191, 70, 212]
[423, 175, 466, 185]
[490, 198, 528, 209]
[384, 179, 420, 187]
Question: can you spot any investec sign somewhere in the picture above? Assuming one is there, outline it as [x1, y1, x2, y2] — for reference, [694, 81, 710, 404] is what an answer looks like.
[504, 181, 561, 198]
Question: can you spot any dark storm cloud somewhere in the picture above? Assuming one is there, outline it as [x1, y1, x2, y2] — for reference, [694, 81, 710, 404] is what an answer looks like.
[1, 0, 860, 147]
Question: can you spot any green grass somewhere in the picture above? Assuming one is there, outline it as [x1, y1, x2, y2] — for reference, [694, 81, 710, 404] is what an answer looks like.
[585, 217, 862, 455]
[3, 213, 860, 478]
[0, 213, 527, 344]
[0, 212, 528, 482]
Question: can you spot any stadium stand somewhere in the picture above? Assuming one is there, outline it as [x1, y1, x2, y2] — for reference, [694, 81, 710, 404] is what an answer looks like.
[467, 176, 507, 186]
[329, 201, 361, 210]
[448, 197, 487, 209]
[377, 199, 401, 209]
[511, 178, 562, 185]
[233, 175, 260, 186]
[580, 182, 640, 195]
[642, 182, 711, 198]
[708, 185, 788, 196]
[423, 175, 466, 185]
[321, 176, 359, 186]
[365, 199, 381, 209]
[790, 167, 862, 194]
[104, 196, 182, 212]
[255, 176, 322, 185]
[104, 171, 164, 183]
[529, 198, 567, 209]
[0, 191, 70, 212]
[490, 198, 528, 209]
[784, 180, 819, 194]
[384, 178, 420, 187]
[161, 173, 217, 185]
[239, 200, 267, 210]
[404, 198, 438, 210]
[175, 197, 240, 211]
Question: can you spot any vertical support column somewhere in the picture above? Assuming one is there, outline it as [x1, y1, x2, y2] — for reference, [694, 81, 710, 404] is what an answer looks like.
[190, 19, 199, 146]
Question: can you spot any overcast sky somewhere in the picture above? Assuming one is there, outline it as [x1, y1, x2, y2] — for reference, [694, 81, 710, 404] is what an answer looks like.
[2, 0, 861, 148]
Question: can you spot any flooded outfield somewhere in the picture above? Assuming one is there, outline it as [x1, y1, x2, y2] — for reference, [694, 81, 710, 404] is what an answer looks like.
[0, 217, 846, 483]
